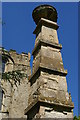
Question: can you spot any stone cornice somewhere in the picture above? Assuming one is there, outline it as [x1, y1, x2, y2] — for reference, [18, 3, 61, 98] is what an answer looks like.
[32, 39, 62, 56]
[29, 64, 67, 83]
[33, 18, 59, 35]
[24, 96, 74, 115]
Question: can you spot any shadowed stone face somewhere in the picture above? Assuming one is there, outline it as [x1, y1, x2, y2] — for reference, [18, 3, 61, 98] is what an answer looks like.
[32, 4, 58, 25]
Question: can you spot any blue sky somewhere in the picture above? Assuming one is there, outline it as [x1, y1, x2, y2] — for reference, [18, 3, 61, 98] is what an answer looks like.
[2, 2, 78, 116]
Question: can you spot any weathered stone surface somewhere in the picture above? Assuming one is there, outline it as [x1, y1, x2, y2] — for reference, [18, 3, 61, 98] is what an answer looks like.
[1, 48, 31, 118]
[25, 96, 74, 119]
[32, 44, 65, 75]
[1, 79, 12, 113]
[0, 4, 74, 119]
[41, 53, 64, 71]
[0, 112, 9, 119]
[34, 19, 59, 47]
[29, 105, 73, 119]
[25, 4, 74, 119]
[27, 70, 73, 113]
[40, 72, 67, 91]
[4, 50, 31, 77]
[42, 25, 59, 44]
[9, 77, 29, 118]
[44, 106, 73, 118]
[32, 5, 58, 25]
[32, 49, 41, 74]
[1, 73, 30, 118]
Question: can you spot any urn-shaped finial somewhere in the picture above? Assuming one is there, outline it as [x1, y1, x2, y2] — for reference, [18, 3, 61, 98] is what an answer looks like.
[32, 4, 58, 25]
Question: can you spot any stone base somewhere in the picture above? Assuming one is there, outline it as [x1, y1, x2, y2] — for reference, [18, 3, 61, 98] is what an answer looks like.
[25, 97, 73, 120]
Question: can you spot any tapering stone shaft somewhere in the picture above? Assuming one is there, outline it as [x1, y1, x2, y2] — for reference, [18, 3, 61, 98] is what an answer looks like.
[25, 5, 74, 119]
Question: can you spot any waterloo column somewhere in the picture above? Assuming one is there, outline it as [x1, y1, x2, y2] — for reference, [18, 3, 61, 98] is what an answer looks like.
[25, 5, 74, 119]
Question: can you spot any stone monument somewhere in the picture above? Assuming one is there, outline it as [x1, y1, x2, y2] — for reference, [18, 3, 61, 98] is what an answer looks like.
[25, 5, 74, 119]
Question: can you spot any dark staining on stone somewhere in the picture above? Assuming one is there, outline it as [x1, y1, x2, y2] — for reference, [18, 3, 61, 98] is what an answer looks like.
[32, 4, 58, 25]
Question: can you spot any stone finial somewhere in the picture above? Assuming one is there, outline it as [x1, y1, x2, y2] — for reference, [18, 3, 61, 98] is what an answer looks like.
[32, 4, 58, 25]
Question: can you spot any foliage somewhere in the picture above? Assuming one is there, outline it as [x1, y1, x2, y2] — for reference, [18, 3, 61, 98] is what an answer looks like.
[2, 70, 28, 86]
[74, 116, 80, 120]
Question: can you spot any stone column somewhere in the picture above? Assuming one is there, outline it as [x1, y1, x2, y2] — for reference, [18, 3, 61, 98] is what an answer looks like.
[25, 4, 74, 119]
